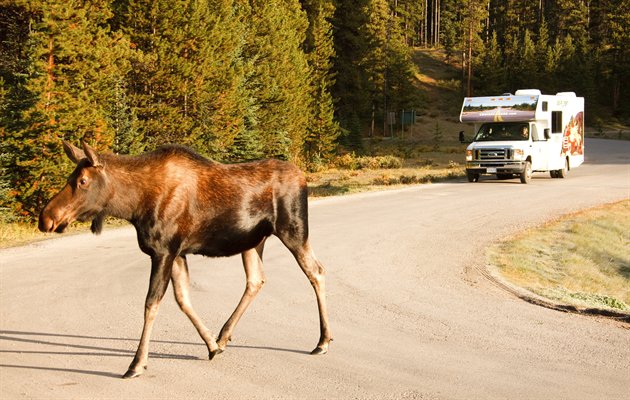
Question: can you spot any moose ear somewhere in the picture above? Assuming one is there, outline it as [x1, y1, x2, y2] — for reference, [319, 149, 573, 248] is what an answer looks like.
[63, 140, 85, 164]
[82, 141, 102, 168]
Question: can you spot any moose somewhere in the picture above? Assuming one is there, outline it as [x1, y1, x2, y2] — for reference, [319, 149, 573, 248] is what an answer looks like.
[38, 141, 332, 379]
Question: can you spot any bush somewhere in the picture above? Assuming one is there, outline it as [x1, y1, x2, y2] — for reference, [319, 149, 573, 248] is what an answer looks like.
[332, 153, 359, 170]
[371, 174, 399, 185]
[399, 174, 418, 184]
[375, 155, 403, 169]
[332, 153, 403, 170]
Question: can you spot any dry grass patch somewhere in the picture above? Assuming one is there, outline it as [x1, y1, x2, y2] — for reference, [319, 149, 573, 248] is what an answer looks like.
[0, 222, 46, 249]
[306, 152, 465, 197]
[0, 218, 129, 249]
[489, 200, 630, 311]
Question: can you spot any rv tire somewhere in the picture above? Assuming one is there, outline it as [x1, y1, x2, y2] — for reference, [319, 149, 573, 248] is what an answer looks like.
[520, 161, 532, 184]
[466, 171, 479, 182]
[557, 158, 569, 179]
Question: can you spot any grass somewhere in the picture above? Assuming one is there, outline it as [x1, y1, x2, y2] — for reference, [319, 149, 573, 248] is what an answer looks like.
[307, 146, 466, 197]
[0, 218, 128, 249]
[488, 200, 630, 312]
[0, 222, 47, 249]
[307, 165, 464, 197]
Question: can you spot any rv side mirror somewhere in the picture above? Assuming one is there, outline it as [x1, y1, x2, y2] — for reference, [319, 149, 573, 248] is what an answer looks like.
[459, 131, 465, 143]
[544, 128, 551, 140]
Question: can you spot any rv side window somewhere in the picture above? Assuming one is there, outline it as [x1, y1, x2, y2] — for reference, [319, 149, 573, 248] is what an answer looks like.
[531, 124, 539, 141]
[552, 111, 562, 133]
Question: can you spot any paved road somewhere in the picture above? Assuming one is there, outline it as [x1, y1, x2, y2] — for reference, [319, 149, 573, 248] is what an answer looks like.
[1, 138, 629, 399]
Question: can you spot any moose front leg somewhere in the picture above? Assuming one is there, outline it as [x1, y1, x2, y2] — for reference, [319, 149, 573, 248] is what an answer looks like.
[123, 255, 174, 379]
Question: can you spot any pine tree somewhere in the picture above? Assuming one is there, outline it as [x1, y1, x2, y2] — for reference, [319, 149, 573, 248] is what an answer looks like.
[301, 0, 341, 168]
[550, 0, 588, 45]
[489, 0, 538, 47]
[517, 29, 537, 89]
[534, 18, 553, 92]
[113, 0, 246, 158]
[237, 0, 312, 164]
[109, 77, 143, 155]
[362, 0, 390, 133]
[440, 1, 458, 62]
[461, 0, 488, 96]
[475, 31, 504, 95]
[332, 0, 371, 148]
[185, 0, 251, 160]
[0, 3, 34, 220]
[502, 33, 519, 90]
[332, 0, 416, 143]
[599, 0, 630, 115]
[394, 0, 424, 47]
[554, 34, 575, 90]
[382, 4, 417, 117]
[1, 0, 129, 219]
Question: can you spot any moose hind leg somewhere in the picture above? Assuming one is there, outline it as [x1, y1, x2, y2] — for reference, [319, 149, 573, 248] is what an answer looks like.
[213, 239, 267, 359]
[171, 256, 219, 357]
[123, 255, 174, 379]
[291, 240, 332, 355]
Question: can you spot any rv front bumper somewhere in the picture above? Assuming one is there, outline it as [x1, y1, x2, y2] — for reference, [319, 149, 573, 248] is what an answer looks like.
[466, 161, 527, 175]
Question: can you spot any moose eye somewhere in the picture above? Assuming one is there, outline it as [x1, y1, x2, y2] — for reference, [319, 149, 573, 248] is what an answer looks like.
[78, 178, 88, 187]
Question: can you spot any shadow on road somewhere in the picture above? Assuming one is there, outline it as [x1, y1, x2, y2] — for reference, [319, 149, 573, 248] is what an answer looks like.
[0, 330, 309, 378]
[0, 363, 122, 379]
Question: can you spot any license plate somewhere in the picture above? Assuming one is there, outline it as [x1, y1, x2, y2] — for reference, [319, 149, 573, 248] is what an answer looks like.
[487, 167, 497, 173]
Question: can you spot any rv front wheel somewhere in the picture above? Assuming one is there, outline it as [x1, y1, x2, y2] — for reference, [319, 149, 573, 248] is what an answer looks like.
[520, 161, 532, 184]
[466, 171, 479, 182]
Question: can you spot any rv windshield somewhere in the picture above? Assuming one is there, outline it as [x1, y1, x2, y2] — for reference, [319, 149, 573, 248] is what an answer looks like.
[474, 122, 530, 142]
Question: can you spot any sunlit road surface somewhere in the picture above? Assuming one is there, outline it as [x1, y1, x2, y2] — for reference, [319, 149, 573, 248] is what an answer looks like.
[1, 138, 629, 399]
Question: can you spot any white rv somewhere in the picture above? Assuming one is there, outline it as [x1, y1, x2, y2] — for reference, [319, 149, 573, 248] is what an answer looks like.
[459, 89, 584, 183]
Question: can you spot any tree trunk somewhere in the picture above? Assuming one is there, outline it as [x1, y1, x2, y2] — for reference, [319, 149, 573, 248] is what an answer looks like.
[467, 21, 473, 96]
[436, 0, 440, 47]
[424, 0, 428, 47]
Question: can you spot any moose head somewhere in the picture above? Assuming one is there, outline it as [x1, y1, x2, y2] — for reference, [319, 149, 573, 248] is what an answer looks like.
[38, 141, 110, 235]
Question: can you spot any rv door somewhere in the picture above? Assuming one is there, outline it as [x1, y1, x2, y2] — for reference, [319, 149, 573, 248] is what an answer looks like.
[531, 123, 550, 171]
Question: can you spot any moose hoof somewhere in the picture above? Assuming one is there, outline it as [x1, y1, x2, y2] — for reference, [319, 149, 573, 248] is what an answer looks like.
[122, 366, 146, 379]
[208, 348, 224, 360]
[310, 346, 328, 355]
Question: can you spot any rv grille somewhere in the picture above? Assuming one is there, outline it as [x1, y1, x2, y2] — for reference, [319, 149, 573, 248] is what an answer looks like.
[476, 148, 511, 160]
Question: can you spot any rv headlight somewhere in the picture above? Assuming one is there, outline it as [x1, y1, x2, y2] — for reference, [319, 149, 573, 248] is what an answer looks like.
[466, 150, 473, 161]
[513, 149, 525, 160]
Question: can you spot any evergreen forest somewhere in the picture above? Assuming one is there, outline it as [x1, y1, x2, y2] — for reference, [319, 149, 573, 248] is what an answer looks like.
[1, 0, 629, 221]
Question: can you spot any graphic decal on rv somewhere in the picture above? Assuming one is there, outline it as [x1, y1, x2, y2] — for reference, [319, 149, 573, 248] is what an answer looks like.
[562, 111, 584, 156]
[460, 95, 538, 123]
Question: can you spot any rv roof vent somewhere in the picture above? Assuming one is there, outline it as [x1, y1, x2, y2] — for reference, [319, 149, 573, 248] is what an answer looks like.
[501, 93, 513, 96]
[556, 92, 576, 97]
[515, 89, 542, 96]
